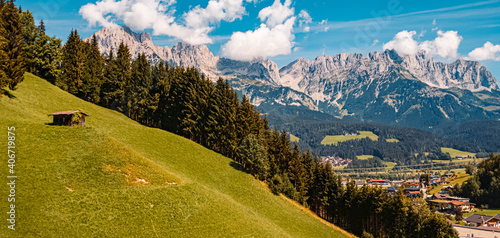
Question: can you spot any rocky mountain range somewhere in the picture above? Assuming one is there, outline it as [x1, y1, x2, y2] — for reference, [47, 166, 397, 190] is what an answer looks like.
[90, 26, 280, 84]
[89, 25, 500, 129]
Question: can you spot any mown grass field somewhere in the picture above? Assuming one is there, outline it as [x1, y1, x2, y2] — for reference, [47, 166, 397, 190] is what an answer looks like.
[289, 133, 300, 142]
[415, 152, 430, 157]
[357, 155, 374, 160]
[0, 74, 349, 237]
[428, 173, 471, 195]
[333, 165, 347, 170]
[383, 162, 396, 171]
[464, 208, 500, 217]
[321, 131, 378, 146]
[441, 147, 476, 158]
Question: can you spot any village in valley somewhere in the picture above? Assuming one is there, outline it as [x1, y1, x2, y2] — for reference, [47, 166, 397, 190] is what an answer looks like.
[336, 171, 500, 235]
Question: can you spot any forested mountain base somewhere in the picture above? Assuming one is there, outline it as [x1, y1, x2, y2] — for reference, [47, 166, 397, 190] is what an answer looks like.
[274, 119, 489, 163]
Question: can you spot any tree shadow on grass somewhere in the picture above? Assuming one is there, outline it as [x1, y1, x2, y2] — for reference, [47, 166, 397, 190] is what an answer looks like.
[229, 161, 247, 173]
[2, 90, 16, 99]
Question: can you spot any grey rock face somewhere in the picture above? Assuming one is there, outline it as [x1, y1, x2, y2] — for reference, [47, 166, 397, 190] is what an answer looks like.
[88, 25, 280, 83]
[279, 50, 498, 100]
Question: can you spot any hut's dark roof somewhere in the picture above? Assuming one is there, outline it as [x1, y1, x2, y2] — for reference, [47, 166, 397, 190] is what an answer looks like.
[49, 110, 89, 116]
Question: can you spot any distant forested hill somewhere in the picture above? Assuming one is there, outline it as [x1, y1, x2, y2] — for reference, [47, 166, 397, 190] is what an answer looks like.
[434, 121, 500, 153]
[271, 118, 487, 165]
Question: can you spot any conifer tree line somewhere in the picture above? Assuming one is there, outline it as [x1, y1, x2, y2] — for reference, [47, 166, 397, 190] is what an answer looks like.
[451, 153, 500, 207]
[3, 1, 457, 235]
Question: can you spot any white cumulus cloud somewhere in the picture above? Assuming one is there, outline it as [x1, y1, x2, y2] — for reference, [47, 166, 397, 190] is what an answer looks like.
[419, 30, 462, 58]
[184, 0, 249, 29]
[79, 0, 252, 45]
[221, 17, 296, 61]
[258, 0, 294, 28]
[468, 42, 500, 61]
[383, 30, 462, 59]
[383, 30, 419, 56]
[221, 0, 297, 61]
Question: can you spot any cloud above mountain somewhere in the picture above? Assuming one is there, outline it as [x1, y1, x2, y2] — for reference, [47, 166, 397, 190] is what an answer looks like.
[221, 0, 297, 61]
[468, 42, 500, 61]
[79, 0, 254, 45]
[383, 30, 462, 59]
[79, 0, 309, 61]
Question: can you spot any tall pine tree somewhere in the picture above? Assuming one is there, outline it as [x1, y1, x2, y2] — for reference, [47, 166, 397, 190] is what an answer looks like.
[32, 20, 61, 83]
[115, 42, 131, 112]
[128, 53, 151, 120]
[0, 0, 7, 89]
[60, 29, 85, 95]
[20, 9, 37, 73]
[0, 0, 25, 91]
[100, 49, 120, 108]
[80, 34, 103, 104]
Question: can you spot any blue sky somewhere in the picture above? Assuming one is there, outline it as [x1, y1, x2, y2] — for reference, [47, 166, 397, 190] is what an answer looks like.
[18, 0, 500, 84]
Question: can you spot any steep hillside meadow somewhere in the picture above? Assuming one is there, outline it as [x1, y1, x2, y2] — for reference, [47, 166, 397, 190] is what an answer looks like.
[0, 74, 350, 237]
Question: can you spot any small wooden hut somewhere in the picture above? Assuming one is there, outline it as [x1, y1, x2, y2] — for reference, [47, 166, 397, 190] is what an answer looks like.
[48, 110, 89, 126]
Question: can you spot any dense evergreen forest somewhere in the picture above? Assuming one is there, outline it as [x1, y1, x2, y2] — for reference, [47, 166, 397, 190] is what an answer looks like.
[451, 154, 500, 207]
[434, 121, 500, 153]
[0, 2, 459, 237]
[275, 120, 488, 163]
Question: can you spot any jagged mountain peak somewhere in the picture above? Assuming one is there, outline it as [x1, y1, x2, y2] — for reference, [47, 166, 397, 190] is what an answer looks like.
[280, 49, 498, 93]
[90, 26, 282, 83]
[121, 25, 152, 43]
[90, 25, 498, 92]
[90, 25, 169, 63]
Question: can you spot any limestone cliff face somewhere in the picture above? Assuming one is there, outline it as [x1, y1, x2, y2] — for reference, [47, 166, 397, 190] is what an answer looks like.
[89, 25, 280, 83]
[279, 50, 498, 101]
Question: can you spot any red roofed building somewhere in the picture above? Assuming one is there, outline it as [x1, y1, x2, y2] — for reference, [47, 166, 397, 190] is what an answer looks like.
[449, 200, 475, 212]
[370, 179, 389, 186]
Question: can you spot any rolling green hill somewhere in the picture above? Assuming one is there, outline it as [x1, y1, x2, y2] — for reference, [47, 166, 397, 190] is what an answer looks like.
[0, 74, 350, 237]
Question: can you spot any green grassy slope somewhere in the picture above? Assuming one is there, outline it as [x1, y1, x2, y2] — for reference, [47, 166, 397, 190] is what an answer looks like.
[289, 134, 300, 142]
[356, 155, 374, 160]
[321, 131, 378, 146]
[0, 74, 348, 237]
[440, 147, 476, 158]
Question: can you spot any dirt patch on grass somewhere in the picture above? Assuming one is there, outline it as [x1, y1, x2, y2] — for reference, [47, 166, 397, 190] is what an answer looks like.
[280, 195, 357, 238]
[132, 177, 149, 185]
